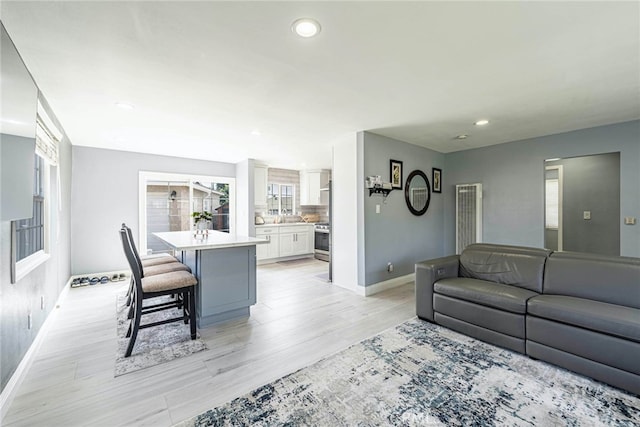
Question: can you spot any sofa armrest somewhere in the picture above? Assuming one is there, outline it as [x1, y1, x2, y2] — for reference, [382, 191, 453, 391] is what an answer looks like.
[415, 255, 460, 321]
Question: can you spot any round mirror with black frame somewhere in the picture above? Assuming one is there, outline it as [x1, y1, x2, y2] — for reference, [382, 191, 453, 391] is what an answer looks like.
[405, 169, 431, 216]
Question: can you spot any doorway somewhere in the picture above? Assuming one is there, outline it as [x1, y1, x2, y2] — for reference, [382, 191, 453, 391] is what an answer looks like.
[544, 153, 620, 256]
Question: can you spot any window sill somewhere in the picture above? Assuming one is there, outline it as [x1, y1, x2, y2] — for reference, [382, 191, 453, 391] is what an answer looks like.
[15, 250, 50, 283]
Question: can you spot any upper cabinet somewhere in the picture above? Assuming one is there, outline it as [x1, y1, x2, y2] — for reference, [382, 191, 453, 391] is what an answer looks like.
[254, 163, 268, 207]
[300, 169, 330, 205]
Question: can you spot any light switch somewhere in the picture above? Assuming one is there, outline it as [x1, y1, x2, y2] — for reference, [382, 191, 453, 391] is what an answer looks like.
[583, 211, 591, 220]
[376, 204, 381, 214]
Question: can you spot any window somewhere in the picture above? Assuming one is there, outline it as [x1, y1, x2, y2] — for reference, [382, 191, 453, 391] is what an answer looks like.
[267, 183, 295, 215]
[14, 155, 45, 261]
[139, 171, 236, 255]
[11, 103, 60, 283]
[11, 154, 50, 283]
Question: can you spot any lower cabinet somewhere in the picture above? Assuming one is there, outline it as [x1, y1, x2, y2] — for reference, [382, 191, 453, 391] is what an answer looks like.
[279, 232, 295, 257]
[256, 228, 280, 260]
[256, 224, 314, 261]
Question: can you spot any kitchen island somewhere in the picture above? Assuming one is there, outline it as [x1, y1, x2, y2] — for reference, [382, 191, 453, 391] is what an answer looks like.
[153, 230, 267, 327]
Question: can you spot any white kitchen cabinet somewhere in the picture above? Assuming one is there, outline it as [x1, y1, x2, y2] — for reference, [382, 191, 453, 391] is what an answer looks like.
[256, 227, 279, 260]
[300, 169, 330, 205]
[281, 225, 314, 256]
[293, 229, 311, 254]
[254, 163, 268, 207]
[256, 224, 314, 261]
[278, 232, 295, 258]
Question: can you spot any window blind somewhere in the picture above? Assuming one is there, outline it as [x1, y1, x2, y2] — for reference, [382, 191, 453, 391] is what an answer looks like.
[35, 101, 61, 166]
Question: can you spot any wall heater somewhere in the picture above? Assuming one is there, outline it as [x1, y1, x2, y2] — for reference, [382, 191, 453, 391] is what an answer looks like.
[456, 183, 482, 253]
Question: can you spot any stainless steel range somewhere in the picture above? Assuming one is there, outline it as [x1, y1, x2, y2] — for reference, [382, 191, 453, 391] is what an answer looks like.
[314, 222, 330, 262]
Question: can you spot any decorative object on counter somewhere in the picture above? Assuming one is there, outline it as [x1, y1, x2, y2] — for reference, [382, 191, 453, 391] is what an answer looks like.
[192, 211, 212, 228]
[433, 167, 442, 193]
[390, 159, 403, 189]
[192, 211, 212, 237]
[301, 213, 320, 223]
[405, 169, 431, 216]
[255, 216, 265, 225]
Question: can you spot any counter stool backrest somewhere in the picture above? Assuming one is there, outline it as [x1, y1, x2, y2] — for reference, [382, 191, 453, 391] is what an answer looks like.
[121, 223, 146, 277]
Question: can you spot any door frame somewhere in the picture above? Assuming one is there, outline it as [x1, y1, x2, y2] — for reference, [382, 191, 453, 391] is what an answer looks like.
[545, 165, 563, 251]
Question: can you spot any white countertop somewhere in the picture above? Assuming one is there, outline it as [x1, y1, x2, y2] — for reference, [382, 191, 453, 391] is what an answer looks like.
[154, 230, 267, 251]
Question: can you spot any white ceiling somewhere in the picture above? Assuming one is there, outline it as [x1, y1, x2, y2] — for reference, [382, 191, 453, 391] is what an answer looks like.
[1, 1, 639, 170]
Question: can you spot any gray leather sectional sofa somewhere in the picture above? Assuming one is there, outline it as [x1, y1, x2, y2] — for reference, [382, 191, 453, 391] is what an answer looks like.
[415, 243, 640, 395]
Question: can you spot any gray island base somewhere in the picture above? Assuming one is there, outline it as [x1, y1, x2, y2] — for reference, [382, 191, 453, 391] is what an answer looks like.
[153, 231, 267, 328]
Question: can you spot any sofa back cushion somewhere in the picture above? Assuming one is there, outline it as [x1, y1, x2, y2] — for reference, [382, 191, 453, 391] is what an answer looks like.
[544, 252, 640, 309]
[460, 243, 551, 293]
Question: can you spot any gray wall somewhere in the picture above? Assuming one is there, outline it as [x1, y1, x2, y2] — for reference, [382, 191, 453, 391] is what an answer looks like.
[443, 120, 640, 257]
[361, 132, 445, 286]
[0, 102, 73, 392]
[71, 147, 235, 274]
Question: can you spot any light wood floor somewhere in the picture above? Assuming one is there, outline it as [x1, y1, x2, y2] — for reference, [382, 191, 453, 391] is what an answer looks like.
[3, 259, 415, 426]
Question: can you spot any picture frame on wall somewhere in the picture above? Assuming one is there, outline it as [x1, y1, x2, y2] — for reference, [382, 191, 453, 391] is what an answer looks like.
[433, 168, 442, 193]
[390, 159, 403, 189]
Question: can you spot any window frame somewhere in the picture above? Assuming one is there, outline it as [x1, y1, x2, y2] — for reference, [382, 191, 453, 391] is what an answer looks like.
[267, 183, 296, 216]
[11, 153, 50, 283]
[138, 171, 236, 255]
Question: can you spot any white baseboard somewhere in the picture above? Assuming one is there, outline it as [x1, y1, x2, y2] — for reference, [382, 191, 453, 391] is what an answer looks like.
[354, 273, 415, 296]
[0, 276, 72, 422]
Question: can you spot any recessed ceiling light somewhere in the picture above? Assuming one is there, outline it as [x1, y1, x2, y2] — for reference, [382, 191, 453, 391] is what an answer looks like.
[292, 18, 321, 38]
[115, 102, 135, 110]
[474, 119, 489, 126]
[251, 130, 261, 136]
[455, 134, 468, 140]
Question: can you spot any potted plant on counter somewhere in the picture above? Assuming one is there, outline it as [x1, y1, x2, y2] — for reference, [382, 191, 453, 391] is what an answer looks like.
[192, 211, 213, 236]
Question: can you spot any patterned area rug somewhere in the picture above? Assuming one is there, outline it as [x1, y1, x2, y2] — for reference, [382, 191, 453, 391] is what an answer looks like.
[176, 319, 639, 426]
[114, 295, 207, 377]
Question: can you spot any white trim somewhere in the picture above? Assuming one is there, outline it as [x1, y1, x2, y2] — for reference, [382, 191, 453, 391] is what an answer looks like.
[353, 273, 415, 297]
[14, 250, 50, 283]
[0, 277, 71, 421]
[545, 165, 563, 251]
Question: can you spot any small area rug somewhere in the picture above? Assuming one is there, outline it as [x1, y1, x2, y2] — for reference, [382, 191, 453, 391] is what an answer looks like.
[114, 295, 207, 377]
[176, 318, 639, 426]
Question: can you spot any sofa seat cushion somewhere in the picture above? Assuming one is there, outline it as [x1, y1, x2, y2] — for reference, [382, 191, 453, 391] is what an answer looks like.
[434, 277, 539, 314]
[528, 295, 640, 343]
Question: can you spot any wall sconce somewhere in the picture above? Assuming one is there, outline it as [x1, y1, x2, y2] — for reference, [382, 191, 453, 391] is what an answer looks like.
[170, 190, 177, 201]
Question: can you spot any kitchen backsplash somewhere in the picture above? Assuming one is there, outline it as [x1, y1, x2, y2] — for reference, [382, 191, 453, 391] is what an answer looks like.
[255, 167, 329, 224]
[300, 205, 329, 223]
[255, 207, 329, 225]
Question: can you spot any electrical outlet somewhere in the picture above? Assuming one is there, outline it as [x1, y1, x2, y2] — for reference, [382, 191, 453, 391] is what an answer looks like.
[583, 211, 591, 220]
[387, 262, 393, 273]
[624, 217, 636, 225]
